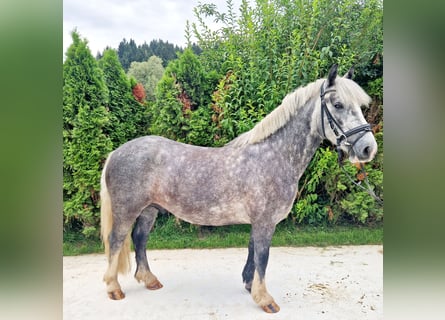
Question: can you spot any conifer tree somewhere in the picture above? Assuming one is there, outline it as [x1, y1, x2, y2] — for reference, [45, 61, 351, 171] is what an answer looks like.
[63, 31, 112, 238]
[98, 49, 147, 147]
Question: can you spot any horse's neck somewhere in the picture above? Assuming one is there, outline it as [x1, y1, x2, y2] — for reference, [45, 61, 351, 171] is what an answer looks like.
[269, 96, 322, 178]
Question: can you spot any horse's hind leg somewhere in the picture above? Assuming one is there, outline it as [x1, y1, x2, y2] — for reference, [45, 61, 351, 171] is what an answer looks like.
[250, 224, 280, 313]
[132, 206, 163, 290]
[103, 220, 134, 300]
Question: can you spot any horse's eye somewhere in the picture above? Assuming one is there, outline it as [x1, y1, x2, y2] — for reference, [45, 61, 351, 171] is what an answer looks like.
[334, 102, 343, 109]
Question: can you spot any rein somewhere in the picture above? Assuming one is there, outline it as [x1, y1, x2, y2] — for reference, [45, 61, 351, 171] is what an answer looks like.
[320, 82, 383, 206]
[341, 163, 383, 206]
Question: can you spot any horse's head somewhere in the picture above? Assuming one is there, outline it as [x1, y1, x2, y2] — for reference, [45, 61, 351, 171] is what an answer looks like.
[319, 64, 378, 163]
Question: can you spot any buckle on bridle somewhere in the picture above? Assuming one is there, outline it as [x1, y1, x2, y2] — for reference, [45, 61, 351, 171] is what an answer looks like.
[337, 134, 351, 146]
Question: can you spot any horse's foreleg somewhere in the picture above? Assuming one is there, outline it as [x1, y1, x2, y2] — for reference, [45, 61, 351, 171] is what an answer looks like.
[242, 234, 255, 292]
[250, 224, 280, 313]
[132, 206, 163, 290]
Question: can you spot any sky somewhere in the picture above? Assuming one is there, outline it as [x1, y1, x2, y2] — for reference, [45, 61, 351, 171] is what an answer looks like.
[63, 0, 245, 57]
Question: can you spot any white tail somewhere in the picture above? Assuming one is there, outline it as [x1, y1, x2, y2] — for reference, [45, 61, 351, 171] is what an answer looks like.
[100, 152, 131, 274]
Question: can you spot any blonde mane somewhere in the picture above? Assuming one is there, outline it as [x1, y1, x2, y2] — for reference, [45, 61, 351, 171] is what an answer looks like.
[229, 79, 325, 147]
[228, 76, 371, 148]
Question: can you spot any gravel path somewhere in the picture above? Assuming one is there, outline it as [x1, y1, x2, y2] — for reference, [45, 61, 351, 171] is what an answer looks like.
[63, 245, 383, 320]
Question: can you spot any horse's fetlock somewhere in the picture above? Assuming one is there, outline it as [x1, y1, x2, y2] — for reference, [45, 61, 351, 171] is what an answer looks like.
[134, 270, 144, 283]
[251, 271, 274, 306]
[134, 269, 161, 288]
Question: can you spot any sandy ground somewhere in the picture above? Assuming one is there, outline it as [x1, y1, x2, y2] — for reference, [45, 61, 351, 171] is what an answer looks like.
[63, 246, 382, 320]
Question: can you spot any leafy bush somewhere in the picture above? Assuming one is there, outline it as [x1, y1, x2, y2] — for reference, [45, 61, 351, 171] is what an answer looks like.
[294, 138, 383, 225]
[148, 48, 220, 145]
[63, 0, 383, 239]
[185, 0, 383, 225]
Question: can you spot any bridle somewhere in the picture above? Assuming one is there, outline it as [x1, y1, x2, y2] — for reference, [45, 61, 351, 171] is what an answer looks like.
[320, 81, 372, 163]
[319, 81, 383, 206]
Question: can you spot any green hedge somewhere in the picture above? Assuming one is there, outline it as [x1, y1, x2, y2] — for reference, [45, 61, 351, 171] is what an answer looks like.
[63, 0, 383, 240]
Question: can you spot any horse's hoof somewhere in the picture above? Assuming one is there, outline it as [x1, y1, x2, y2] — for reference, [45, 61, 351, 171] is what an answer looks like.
[108, 289, 125, 300]
[262, 301, 280, 313]
[146, 279, 163, 290]
[244, 283, 252, 293]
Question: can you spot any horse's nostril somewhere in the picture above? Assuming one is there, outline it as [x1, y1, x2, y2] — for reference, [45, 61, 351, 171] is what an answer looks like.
[363, 146, 370, 157]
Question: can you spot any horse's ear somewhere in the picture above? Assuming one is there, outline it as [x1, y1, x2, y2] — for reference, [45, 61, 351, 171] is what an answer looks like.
[327, 64, 338, 87]
[344, 67, 354, 79]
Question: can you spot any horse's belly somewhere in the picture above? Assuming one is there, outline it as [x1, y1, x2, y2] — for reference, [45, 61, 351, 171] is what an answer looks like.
[160, 201, 251, 226]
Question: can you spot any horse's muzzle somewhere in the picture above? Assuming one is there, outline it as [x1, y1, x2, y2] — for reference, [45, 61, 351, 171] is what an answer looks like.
[347, 132, 378, 163]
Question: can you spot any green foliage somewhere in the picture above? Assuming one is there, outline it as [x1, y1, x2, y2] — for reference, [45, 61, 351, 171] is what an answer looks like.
[63, 35, 152, 240]
[149, 48, 220, 145]
[184, 0, 384, 225]
[63, 0, 383, 244]
[294, 133, 383, 225]
[63, 31, 113, 238]
[149, 70, 187, 141]
[63, 214, 383, 255]
[98, 49, 148, 146]
[116, 38, 182, 71]
[126, 55, 165, 101]
[146, 0, 384, 225]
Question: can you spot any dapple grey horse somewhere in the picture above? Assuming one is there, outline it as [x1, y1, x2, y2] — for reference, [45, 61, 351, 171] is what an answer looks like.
[100, 64, 377, 313]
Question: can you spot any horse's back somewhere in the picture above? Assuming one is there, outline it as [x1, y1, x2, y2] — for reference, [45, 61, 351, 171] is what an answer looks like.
[109, 135, 187, 170]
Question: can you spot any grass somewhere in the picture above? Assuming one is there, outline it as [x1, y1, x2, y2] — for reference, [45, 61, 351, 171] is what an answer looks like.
[63, 216, 383, 256]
